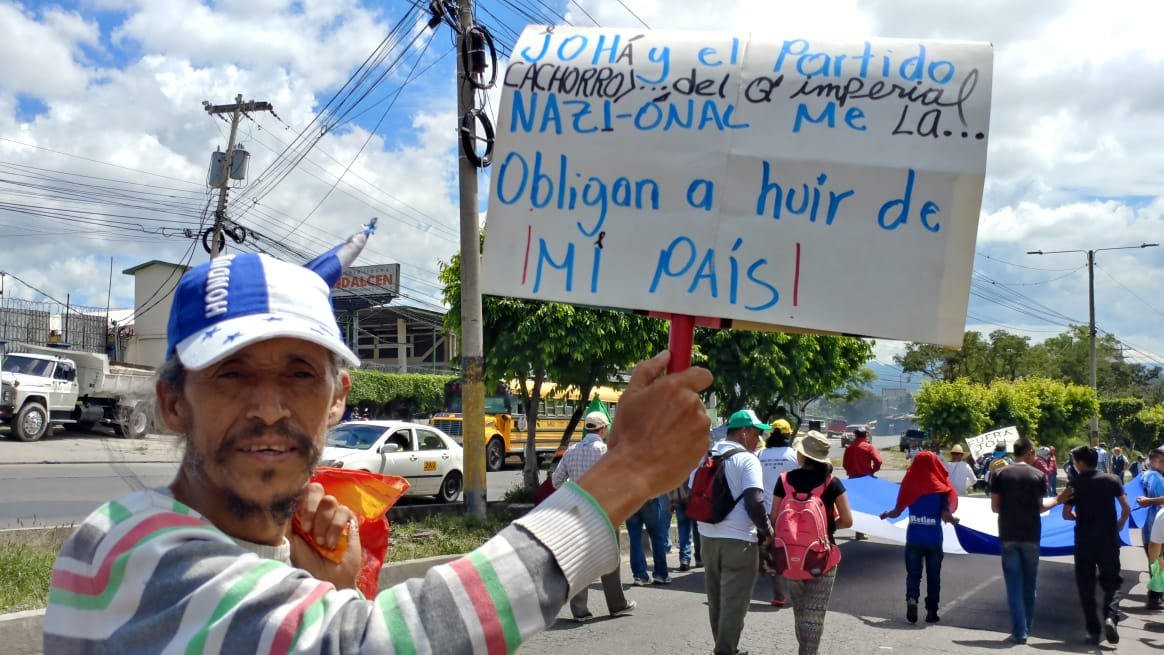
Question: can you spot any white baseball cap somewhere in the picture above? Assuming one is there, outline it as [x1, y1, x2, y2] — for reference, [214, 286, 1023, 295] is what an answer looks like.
[166, 222, 375, 370]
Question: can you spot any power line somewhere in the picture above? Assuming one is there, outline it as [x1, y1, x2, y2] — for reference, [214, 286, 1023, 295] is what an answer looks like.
[975, 252, 1082, 273]
[1095, 263, 1164, 320]
[614, 0, 650, 27]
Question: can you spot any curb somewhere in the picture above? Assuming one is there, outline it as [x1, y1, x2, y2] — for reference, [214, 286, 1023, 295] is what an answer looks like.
[0, 611, 42, 655]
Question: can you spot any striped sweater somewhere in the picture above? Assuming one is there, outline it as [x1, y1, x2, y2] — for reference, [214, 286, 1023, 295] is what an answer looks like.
[44, 481, 617, 654]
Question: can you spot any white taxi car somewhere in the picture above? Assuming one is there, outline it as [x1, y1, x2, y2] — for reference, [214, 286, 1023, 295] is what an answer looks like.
[320, 421, 464, 502]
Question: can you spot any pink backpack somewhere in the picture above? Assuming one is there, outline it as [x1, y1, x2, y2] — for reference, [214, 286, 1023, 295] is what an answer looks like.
[770, 472, 842, 580]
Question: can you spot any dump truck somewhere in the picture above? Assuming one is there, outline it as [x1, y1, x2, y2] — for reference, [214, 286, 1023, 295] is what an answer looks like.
[0, 342, 154, 442]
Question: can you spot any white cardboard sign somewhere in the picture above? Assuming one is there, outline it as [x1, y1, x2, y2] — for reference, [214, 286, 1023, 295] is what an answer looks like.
[965, 426, 1021, 461]
[480, 27, 993, 346]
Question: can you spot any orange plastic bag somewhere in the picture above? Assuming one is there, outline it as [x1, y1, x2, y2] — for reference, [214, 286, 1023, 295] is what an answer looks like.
[292, 467, 409, 597]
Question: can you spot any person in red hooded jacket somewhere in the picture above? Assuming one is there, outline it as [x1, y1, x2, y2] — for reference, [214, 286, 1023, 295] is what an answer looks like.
[879, 451, 960, 624]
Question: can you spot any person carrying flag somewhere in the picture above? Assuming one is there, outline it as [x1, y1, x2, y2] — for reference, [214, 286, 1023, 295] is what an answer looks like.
[879, 451, 960, 624]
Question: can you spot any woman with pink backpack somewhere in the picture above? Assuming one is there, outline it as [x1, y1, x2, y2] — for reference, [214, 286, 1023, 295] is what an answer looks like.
[768, 431, 853, 655]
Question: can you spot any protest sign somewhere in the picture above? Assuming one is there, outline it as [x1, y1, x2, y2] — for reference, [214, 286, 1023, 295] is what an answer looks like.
[480, 27, 993, 346]
[965, 426, 1021, 461]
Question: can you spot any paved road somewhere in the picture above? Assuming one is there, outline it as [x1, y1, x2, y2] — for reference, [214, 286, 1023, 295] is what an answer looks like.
[0, 428, 526, 529]
[521, 532, 1160, 654]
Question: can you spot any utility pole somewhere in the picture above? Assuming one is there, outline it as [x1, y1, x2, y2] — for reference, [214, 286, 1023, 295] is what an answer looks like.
[1028, 242, 1158, 444]
[204, 95, 271, 259]
[1087, 249, 1096, 443]
[456, 0, 487, 518]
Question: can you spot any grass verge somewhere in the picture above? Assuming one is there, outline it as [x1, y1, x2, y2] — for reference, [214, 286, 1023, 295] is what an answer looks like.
[386, 511, 513, 562]
[0, 529, 69, 613]
[0, 513, 515, 612]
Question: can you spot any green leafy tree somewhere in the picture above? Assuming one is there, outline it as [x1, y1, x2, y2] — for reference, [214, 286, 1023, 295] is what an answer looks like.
[1099, 397, 1145, 443]
[347, 371, 453, 417]
[914, 378, 990, 445]
[895, 342, 958, 381]
[988, 330, 1031, 380]
[1123, 405, 1164, 452]
[985, 379, 1041, 438]
[694, 329, 873, 428]
[896, 331, 993, 383]
[1013, 377, 1097, 452]
[439, 245, 665, 489]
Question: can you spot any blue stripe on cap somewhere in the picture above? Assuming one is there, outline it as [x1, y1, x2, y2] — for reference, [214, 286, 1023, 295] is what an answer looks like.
[166, 254, 270, 359]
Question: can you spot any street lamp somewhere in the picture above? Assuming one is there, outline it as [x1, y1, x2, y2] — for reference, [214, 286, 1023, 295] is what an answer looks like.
[1026, 243, 1159, 444]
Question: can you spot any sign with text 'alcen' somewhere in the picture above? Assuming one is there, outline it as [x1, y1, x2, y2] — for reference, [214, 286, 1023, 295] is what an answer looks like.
[332, 264, 400, 308]
[480, 27, 993, 346]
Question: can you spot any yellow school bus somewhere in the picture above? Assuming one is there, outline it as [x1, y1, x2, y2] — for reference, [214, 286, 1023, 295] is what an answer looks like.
[431, 380, 621, 471]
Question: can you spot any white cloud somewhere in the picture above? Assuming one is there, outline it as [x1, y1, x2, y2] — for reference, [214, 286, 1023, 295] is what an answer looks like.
[0, 2, 96, 97]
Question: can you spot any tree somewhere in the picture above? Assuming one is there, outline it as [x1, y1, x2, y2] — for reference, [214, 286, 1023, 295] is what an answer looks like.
[1099, 397, 1145, 443]
[985, 379, 1041, 438]
[988, 330, 1030, 380]
[693, 329, 873, 428]
[895, 342, 957, 381]
[915, 375, 1097, 453]
[439, 244, 666, 490]
[1123, 406, 1164, 452]
[347, 371, 453, 418]
[895, 331, 993, 383]
[914, 378, 990, 445]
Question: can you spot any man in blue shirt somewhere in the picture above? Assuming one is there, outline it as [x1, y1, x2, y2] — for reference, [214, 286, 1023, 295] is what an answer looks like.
[1136, 447, 1164, 609]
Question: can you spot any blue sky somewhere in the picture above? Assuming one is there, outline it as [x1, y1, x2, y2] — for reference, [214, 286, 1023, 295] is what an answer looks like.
[1, 0, 1163, 379]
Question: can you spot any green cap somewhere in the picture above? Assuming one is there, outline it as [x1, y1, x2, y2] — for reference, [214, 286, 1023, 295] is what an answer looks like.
[727, 409, 771, 431]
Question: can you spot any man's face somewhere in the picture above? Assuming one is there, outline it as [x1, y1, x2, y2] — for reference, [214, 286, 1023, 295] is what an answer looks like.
[744, 427, 761, 452]
[159, 338, 349, 520]
[951, 452, 963, 461]
[1151, 455, 1164, 473]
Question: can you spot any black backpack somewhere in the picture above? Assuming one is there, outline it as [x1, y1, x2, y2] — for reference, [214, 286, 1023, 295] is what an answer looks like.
[685, 447, 747, 523]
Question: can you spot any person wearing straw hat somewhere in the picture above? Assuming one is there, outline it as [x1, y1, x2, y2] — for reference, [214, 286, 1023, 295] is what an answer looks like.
[945, 444, 978, 496]
[43, 225, 717, 654]
[772, 430, 853, 655]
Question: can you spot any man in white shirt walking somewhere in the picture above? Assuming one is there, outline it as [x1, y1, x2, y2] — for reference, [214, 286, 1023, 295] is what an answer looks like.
[553, 411, 637, 621]
[694, 409, 772, 655]
[945, 444, 978, 495]
[758, 418, 798, 607]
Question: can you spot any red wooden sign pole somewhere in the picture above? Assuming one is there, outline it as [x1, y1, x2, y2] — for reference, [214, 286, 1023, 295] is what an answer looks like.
[667, 314, 696, 374]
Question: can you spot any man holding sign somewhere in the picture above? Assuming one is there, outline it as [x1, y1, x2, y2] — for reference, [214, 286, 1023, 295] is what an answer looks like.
[43, 240, 717, 653]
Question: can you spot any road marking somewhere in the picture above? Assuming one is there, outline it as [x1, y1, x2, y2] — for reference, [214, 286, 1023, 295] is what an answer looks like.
[943, 574, 1001, 611]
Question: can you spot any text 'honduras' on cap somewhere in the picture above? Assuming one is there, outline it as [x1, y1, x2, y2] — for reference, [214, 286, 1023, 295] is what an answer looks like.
[166, 221, 376, 371]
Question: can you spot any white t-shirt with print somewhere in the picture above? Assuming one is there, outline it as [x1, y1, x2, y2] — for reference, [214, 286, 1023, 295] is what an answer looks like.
[690, 440, 764, 542]
[758, 445, 799, 513]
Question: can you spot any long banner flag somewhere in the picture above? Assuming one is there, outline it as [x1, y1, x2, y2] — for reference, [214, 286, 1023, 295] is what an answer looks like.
[845, 476, 1136, 556]
[482, 27, 993, 346]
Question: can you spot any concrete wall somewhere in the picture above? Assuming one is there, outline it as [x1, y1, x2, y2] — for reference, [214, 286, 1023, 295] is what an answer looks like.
[123, 262, 185, 367]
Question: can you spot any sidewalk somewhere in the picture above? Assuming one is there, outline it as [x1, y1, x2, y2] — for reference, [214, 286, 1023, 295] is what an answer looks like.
[0, 431, 182, 465]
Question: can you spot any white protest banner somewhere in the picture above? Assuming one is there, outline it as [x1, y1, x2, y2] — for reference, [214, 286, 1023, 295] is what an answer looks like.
[479, 27, 993, 346]
[965, 426, 1020, 461]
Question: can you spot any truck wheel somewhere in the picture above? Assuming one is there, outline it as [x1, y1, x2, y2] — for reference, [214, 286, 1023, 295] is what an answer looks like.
[14, 402, 49, 442]
[118, 407, 150, 439]
[486, 437, 506, 472]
